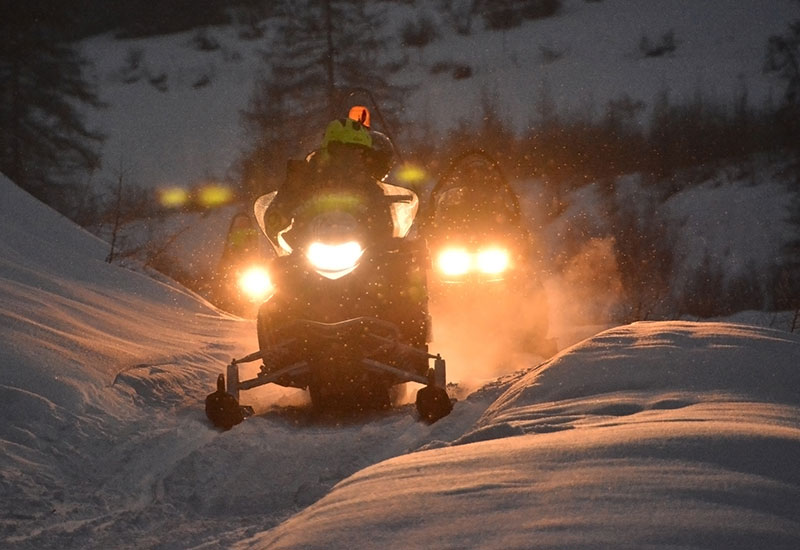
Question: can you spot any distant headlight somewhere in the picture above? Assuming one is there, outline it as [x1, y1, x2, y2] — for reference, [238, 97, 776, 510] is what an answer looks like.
[238, 265, 273, 302]
[436, 246, 512, 279]
[437, 248, 471, 277]
[476, 247, 510, 274]
[306, 241, 364, 279]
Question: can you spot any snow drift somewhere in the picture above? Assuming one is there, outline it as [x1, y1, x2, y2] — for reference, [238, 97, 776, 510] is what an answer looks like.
[2, 170, 800, 550]
[240, 322, 800, 550]
[0, 173, 253, 547]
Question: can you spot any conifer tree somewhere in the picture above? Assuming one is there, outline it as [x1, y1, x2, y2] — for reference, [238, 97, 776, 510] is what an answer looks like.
[0, 2, 104, 218]
[239, 0, 404, 195]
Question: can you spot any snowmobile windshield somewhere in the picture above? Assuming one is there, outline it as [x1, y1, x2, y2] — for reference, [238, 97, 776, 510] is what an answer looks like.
[253, 181, 418, 256]
[254, 191, 278, 242]
[433, 183, 520, 235]
[430, 152, 522, 237]
[254, 191, 297, 256]
[377, 181, 417, 238]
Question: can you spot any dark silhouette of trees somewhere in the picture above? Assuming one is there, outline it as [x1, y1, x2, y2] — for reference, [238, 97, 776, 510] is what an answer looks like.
[239, 0, 405, 196]
[0, 2, 104, 218]
[766, 20, 800, 108]
[475, 0, 561, 30]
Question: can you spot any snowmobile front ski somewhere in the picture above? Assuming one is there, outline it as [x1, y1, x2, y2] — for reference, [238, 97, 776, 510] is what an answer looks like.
[205, 373, 254, 430]
[205, 318, 453, 427]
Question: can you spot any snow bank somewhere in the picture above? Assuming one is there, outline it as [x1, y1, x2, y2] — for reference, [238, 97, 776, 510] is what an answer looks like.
[482, 321, 800, 427]
[0, 173, 241, 410]
[239, 321, 800, 550]
[0, 173, 255, 548]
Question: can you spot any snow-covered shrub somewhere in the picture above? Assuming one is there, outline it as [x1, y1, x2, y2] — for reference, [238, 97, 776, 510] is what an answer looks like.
[765, 21, 800, 106]
[538, 44, 566, 64]
[191, 29, 220, 52]
[438, 0, 475, 35]
[120, 48, 145, 83]
[148, 72, 168, 92]
[228, 5, 267, 40]
[607, 186, 675, 321]
[639, 30, 677, 58]
[520, 0, 561, 20]
[430, 60, 473, 79]
[483, 6, 521, 31]
[401, 14, 441, 51]
[477, 0, 561, 30]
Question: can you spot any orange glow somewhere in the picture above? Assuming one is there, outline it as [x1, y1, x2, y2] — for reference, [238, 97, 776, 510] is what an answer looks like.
[197, 184, 234, 208]
[237, 265, 273, 303]
[158, 187, 189, 208]
[476, 247, 511, 274]
[437, 248, 471, 277]
[436, 246, 511, 277]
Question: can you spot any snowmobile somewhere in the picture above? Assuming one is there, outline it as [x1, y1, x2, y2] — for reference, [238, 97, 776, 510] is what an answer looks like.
[206, 133, 452, 429]
[421, 150, 555, 356]
[209, 211, 272, 318]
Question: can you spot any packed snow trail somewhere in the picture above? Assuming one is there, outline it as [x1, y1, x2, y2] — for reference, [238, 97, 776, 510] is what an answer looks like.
[0, 174, 496, 549]
[4, 395, 492, 550]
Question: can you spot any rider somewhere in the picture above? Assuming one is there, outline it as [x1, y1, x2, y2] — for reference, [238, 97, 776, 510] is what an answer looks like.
[348, 105, 394, 181]
[257, 108, 430, 368]
[262, 108, 394, 245]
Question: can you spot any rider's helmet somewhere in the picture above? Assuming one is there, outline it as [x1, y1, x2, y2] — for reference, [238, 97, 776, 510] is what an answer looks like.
[347, 105, 394, 181]
[321, 118, 372, 154]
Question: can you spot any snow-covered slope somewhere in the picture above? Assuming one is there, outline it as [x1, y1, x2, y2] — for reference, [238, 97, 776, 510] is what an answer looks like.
[0, 172, 253, 547]
[0, 173, 244, 408]
[2, 170, 800, 549]
[533, 163, 797, 322]
[82, 0, 799, 189]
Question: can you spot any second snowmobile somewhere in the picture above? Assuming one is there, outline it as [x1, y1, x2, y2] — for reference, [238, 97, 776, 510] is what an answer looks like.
[421, 150, 555, 356]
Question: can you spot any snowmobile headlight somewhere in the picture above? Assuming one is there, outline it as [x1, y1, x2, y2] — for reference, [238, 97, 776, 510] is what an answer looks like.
[238, 265, 274, 303]
[476, 247, 510, 275]
[437, 248, 471, 277]
[306, 241, 364, 279]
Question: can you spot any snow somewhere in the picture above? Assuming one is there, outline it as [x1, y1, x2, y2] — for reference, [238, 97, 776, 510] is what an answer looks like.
[240, 322, 800, 549]
[82, 26, 263, 189]
[3, 1, 800, 548]
[663, 169, 794, 296]
[81, 0, 799, 189]
[530, 164, 796, 312]
[3, 168, 800, 548]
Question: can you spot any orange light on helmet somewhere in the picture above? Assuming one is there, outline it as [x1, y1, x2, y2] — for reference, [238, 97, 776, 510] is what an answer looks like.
[348, 105, 370, 128]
